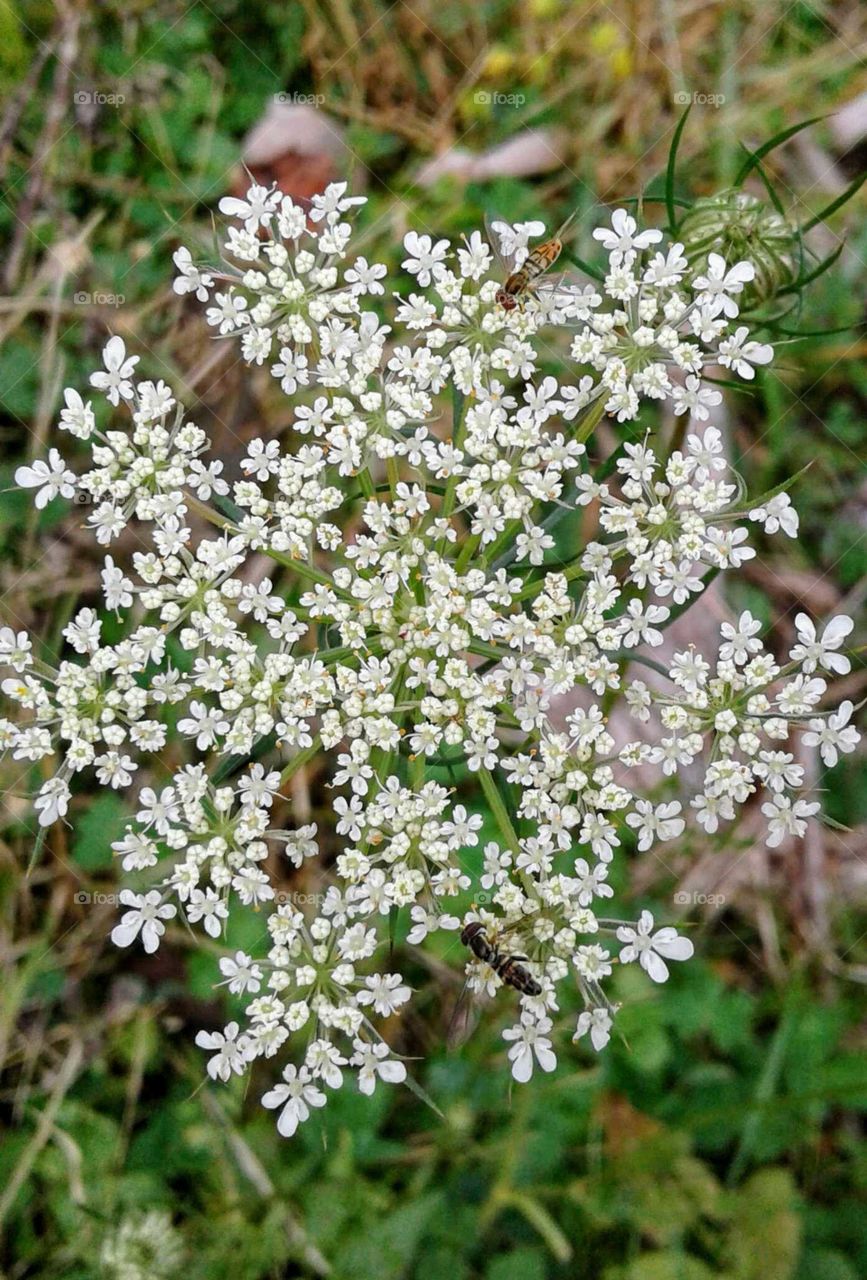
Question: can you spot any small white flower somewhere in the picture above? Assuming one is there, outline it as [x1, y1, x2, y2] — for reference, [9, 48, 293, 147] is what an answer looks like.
[187, 887, 228, 937]
[791, 613, 853, 675]
[309, 181, 366, 223]
[34, 776, 70, 827]
[218, 182, 280, 231]
[262, 1064, 327, 1137]
[350, 1040, 407, 1095]
[172, 246, 214, 301]
[0, 628, 33, 672]
[672, 375, 721, 422]
[803, 701, 860, 768]
[573, 1007, 613, 1052]
[178, 700, 230, 750]
[490, 219, 545, 268]
[592, 208, 662, 264]
[457, 230, 492, 280]
[718, 325, 773, 379]
[111, 889, 176, 954]
[219, 950, 263, 994]
[15, 449, 76, 509]
[750, 492, 798, 537]
[89, 335, 139, 405]
[762, 794, 821, 847]
[720, 611, 763, 664]
[196, 1022, 254, 1082]
[616, 910, 693, 982]
[306, 1039, 348, 1089]
[58, 387, 95, 439]
[692, 254, 755, 319]
[502, 1014, 557, 1083]
[401, 230, 450, 286]
[357, 972, 412, 1016]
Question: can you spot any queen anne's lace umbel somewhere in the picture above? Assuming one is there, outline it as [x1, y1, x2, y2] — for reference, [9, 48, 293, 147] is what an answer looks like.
[2, 182, 859, 1134]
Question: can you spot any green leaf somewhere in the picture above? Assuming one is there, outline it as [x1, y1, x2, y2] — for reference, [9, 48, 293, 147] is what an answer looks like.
[336, 1192, 443, 1280]
[742, 146, 786, 216]
[778, 242, 845, 295]
[734, 459, 813, 514]
[486, 1247, 548, 1280]
[804, 169, 867, 232]
[72, 792, 127, 870]
[733, 116, 824, 187]
[724, 1168, 801, 1280]
[666, 105, 691, 233]
[612, 1251, 716, 1280]
[795, 1248, 859, 1280]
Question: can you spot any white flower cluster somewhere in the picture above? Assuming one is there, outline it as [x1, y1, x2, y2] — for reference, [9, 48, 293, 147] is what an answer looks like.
[2, 183, 859, 1137]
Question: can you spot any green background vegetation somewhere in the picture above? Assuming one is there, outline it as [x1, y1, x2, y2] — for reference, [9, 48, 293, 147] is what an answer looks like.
[1, 1, 867, 1276]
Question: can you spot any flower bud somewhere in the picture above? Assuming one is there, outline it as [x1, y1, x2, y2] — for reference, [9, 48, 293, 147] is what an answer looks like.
[680, 189, 798, 308]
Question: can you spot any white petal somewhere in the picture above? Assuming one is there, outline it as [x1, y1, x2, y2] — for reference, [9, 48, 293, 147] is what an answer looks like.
[509, 1043, 534, 1083]
[794, 613, 814, 642]
[140, 920, 163, 953]
[377, 1059, 406, 1085]
[276, 1103, 300, 1137]
[218, 196, 251, 218]
[110, 920, 141, 949]
[535, 1043, 557, 1074]
[823, 615, 853, 645]
[261, 1084, 289, 1110]
[651, 931, 694, 961]
[641, 950, 670, 983]
[14, 463, 46, 488]
[103, 335, 126, 370]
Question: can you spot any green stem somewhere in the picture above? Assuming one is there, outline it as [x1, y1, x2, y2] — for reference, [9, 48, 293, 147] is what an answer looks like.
[386, 455, 400, 498]
[455, 532, 481, 575]
[478, 767, 521, 858]
[515, 555, 587, 602]
[437, 388, 467, 557]
[279, 736, 322, 786]
[575, 397, 606, 446]
[479, 770, 538, 903]
[357, 467, 375, 500]
[409, 751, 426, 791]
[467, 640, 511, 663]
[484, 518, 524, 569]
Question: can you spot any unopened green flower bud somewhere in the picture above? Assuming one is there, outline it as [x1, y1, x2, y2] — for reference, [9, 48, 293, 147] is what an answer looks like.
[680, 189, 798, 308]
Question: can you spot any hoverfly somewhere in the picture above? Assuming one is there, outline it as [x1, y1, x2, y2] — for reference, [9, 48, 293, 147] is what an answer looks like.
[488, 209, 580, 311]
[447, 920, 542, 1048]
[461, 921, 542, 995]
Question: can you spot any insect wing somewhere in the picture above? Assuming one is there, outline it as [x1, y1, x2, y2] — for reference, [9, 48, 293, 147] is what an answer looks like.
[446, 976, 482, 1050]
[484, 213, 520, 277]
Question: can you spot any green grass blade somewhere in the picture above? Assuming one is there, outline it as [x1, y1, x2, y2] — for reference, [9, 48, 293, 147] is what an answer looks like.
[803, 169, 867, 232]
[733, 116, 824, 187]
[666, 105, 692, 233]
